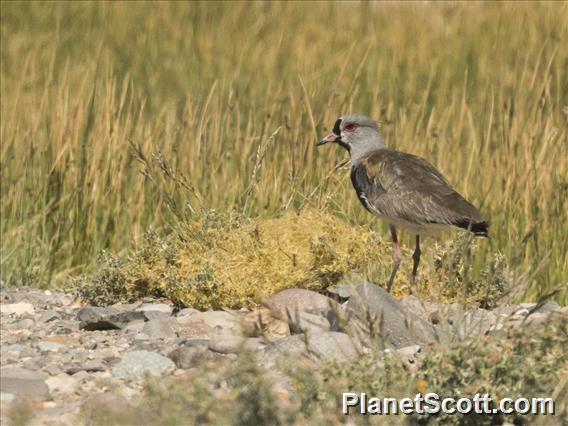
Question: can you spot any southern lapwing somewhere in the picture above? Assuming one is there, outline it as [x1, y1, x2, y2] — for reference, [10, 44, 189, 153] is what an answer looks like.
[317, 114, 489, 292]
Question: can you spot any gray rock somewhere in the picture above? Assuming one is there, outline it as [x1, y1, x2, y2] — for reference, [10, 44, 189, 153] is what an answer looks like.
[519, 302, 536, 310]
[305, 331, 359, 361]
[141, 310, 170, 321]
[66, 362, 106, 375]
[81, 393, 134, 420]
[168, 347, 200, 369]
[13, 318, 35, 330]
[399, 295, 448, 323]
[133, 333, 150, 341]
[123, 320, 146, 335]
[176, 308, 199, 318]
[326, 285, 353, 300]
[265, 331, 359, 366]
[142, 318, 176, 340]
[0, 392, 15, 403]
[452, 309, 498, 338]
[287, 311, 330, 334]
[53, 319, 80, 334]
[208, 336, 265, 354]
[263, 288, 338, 317]
[0, 367, 50, 399]
[136, 303, 173, 315]
[37, 341, 66, 352]
[77, 307, 146, 330]
[529, 312, 550, 325]
[177, 311, 240, 333]
[532, 301, 561, 314]
[112, 350, 175, 380]
[45, 374, 79, 395]
[176, 338, 210, 350]
[44, 364, 64, 376]
[1, 302, 35, 316]
[38, 309, 61, 323]
[395, 344, 422, 357]
[168, 346, 224, 369]
[342, 281, 437, 348]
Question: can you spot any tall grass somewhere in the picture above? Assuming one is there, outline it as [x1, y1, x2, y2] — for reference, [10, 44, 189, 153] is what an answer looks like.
[1, 2, 566, 302]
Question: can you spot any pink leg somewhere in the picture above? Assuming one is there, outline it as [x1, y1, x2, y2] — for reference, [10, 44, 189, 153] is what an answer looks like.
[387, 226, 402, 292]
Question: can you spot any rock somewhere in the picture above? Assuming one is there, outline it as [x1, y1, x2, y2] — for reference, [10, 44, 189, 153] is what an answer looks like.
[72, 371, 91, 382]
[133, 333, 150, 341]
[264, 331, 359, 366]
[512, 307, 531, 317]
[304, 331, 359, 361]
[519, 302, 536, 310]
[288, 311, 330, 334]
[452, 309, 498, 338]
[112, 350, 175, 380]
[0, 367, 50, 399]
[77, 307, 146, 330]
[168, 347, 199, 369]
[44, 364, 64, 376]
[242, 308, 290, 342]
[0, 392, 15, 403]
[136, 303, 173, 315]
[66, 362, 106, 375]
[396, 344, 422, 358]
[81, 393, 134, 423]
[326, 284, 353, 300]
[123, 320, 146, 335]
[532, 301, 561, 314]
[263, 288, 339, 318]
[176, 308, 199, 318]
[37, 341, 66, 352]
[176, 338, 210, 350]
[342, 281, 437, 348]
[52, 319, 80, 334]
[38, 309, 60, 323]
[1, 302, 35, 316]
[45, 374, 78, 395]
[177, 311, 240, 333]
[208, 336, 265, 354]
[400, 295, 447, 322]
[13, 318, 35, 330]
[142, 318, 176, 340]
[523, 312, 549, 327]
[141, 310, 170, 321]
[168, 347, 224, 369]
[176, 320, 217, 340]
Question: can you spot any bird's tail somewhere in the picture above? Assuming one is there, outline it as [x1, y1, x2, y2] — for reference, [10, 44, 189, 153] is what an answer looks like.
[454, 219, 490, 237]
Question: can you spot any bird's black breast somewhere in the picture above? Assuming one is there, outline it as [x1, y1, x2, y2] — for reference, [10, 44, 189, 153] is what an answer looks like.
[350, 162, 386, 214]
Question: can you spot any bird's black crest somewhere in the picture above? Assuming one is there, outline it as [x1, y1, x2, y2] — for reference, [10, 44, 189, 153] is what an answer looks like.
[332, 118, 342, 135]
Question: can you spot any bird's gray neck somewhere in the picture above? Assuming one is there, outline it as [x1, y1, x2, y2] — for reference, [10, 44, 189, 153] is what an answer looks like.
[349, 133, 387, 165]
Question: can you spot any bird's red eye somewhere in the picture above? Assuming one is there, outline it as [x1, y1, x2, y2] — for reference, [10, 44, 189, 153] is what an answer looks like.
[344, 123, 357, 132]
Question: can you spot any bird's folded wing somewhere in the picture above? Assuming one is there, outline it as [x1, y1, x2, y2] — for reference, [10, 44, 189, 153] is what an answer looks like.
[351, 150, 486, 228]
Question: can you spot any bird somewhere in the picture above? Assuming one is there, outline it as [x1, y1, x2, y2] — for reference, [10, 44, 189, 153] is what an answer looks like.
[317, 114, 488, 292]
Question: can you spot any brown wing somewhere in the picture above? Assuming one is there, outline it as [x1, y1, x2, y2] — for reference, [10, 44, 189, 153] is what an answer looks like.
[350, 150, 488, 235]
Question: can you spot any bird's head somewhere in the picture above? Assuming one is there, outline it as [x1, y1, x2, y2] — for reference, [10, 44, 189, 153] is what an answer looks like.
[317, 114, 386, 162]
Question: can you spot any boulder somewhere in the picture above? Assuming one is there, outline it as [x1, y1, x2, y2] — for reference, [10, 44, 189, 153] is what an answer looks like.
[112, 350, 176, 380]
[339, 281, 438, 349]
[0, 366, 50, 399]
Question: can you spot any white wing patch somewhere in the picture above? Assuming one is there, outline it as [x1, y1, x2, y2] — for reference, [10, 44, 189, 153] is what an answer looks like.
[359, 191, 383, 217]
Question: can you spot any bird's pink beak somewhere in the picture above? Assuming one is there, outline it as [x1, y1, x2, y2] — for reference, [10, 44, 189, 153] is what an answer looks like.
[316, 132, 340, 146]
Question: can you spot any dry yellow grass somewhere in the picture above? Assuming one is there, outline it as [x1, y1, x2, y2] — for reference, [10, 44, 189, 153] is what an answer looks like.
[76, 210, 392, 309]
[75, 209, 506, 309]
